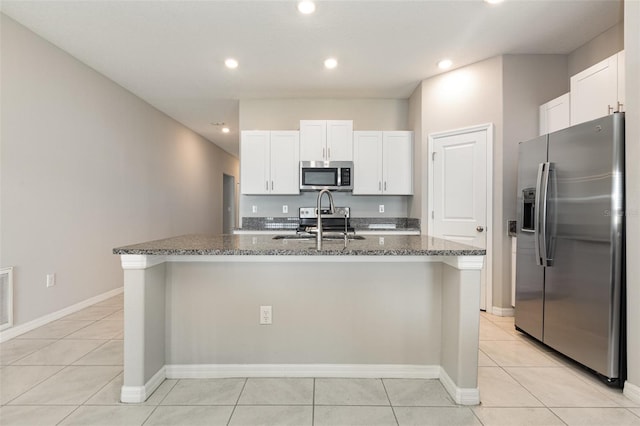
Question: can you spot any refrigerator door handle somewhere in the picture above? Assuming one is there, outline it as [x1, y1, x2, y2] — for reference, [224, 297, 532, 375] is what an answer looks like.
[538, 162, 553, 267]
[534, 163, 546, 266]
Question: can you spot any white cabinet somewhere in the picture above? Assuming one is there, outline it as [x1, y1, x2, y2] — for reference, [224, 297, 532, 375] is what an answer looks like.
[353, 131, 413, 195]
[300, 120, 353, 161]
[240, 131, 299, 195]
[539, 93, 570, 135]
[617, 50, 625, 110]
[570, 50, 624, 126]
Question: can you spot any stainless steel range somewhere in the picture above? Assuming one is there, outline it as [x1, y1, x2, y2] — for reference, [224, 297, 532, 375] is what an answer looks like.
[297, 206, 353, 234]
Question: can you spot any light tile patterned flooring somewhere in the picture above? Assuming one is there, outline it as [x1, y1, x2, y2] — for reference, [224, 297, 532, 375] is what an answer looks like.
[1, 295, 639, 425]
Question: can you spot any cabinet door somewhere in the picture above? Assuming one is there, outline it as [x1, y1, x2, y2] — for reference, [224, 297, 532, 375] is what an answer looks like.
[539, 93, 570, 136]
[382, 131, 413, 195]
[299, 120, 326, 161]
[570, 54, 618, 125]
[353, 131, 383, 194]
[270, 131, 300, 195]
[240, 131, 270, 194]
[326, 120, 353, 161]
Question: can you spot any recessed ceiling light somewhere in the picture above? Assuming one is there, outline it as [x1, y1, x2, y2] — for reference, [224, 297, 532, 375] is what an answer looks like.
[324, 58, 338, 69]
[438, 59, 453, 70]
[224, 58, 238, 69]
[222, 127, 230, 134]
[298, 1, 316, 14]
[484, 0, 504, 4]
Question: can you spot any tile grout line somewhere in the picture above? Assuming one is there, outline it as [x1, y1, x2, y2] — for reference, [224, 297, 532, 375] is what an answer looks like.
[312, 377, 315, 426]
[380, 378, 400, 426]
[226, 377, 248, 426]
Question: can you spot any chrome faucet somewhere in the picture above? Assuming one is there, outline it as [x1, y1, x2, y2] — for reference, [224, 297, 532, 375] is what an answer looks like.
[316, 189, 336, 250]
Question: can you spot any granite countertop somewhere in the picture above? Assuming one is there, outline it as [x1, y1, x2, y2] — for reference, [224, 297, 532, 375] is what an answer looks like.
[113, 234, 485, 256]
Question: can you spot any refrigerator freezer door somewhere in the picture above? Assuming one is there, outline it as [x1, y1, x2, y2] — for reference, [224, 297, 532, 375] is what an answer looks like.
[544, 114, 624, 379]
[515, 136, 548, 341]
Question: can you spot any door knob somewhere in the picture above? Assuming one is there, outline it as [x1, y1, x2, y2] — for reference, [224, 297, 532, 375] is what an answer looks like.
[476, 226, 485, 232]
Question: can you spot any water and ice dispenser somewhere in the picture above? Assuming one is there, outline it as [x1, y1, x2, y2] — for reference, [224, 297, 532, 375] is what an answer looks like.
[521, 188, 536, 232]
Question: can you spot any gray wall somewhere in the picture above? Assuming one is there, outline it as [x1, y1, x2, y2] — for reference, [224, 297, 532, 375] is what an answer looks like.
[419, 56, 505, 309]
[624, 0, 640, 398]
[240, 99, 408, 131]
[501, 55, 568, 307]
[0, 15, 239, 326]
[238, 98, 412, 222]
[569, 22, 624, 77]
[166, 261, 442, 364]
[407, 83, 424, 222]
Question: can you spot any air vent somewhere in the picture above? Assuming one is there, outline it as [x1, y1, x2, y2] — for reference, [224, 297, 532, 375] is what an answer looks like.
[0, 267, 14, 331]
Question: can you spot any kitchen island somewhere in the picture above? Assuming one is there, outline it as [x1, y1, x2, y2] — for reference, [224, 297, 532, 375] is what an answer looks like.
[113, 234, 485, 405]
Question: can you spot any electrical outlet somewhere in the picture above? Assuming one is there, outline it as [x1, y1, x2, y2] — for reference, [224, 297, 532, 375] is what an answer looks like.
[260, 305, 272, 325]
[282, 205, 288, 214]
[252, 205, 258, 213]
[379, 204, 385, 213]
[46, 273, 56, 288]
[379, 237, 385, 245]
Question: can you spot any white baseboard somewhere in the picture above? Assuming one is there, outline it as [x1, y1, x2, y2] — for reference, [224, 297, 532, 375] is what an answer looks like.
[624, 380, 640, 404]
[164, 363, 477, 405]
[121, 366, 166, 403]
[0, 287, 123, 343]
[165, 364, 441, 380]
[439, 367, 480, 405]
[491, 306, 515, 317]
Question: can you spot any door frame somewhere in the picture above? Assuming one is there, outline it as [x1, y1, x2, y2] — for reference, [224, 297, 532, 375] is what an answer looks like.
[223, 173, 236, 234]
[427, 123, 493, 311]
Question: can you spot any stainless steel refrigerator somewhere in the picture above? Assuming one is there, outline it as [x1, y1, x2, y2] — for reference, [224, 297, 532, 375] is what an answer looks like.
[515, 112, 625, 383]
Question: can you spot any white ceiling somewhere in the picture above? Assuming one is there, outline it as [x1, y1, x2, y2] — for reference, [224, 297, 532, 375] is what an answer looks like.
[1, 0, 623, 157]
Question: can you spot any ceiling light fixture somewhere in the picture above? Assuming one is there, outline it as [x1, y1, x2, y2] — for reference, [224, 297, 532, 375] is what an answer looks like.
[438, 59, 453, 70]
[297, 1, 316, 14]
[484, 0, 504, 4]
[222, 127, 230, 134]
[324, 58, 338, 69]
[224, 58, 238, 69]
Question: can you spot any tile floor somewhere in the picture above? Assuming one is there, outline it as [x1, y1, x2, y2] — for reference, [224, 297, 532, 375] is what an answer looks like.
[1, 294, 639, 425]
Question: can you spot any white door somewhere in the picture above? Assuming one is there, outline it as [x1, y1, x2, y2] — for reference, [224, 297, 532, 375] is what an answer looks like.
[430, 126, 490, 310]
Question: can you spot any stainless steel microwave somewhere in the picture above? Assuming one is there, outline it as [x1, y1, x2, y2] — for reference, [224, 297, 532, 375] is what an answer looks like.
[299, 161, 353, 191]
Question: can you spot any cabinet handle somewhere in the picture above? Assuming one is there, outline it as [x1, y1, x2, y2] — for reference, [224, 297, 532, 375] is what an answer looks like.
[379, 182, 382, 191]
[271, 181, 274, 190]
[617, 101, 624, 112]
[384, 181, 387, 191]
[608, 104, 614, 115]
[266, 181, 269, 191]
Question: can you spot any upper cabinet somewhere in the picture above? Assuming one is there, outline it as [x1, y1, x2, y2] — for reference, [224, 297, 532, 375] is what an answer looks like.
[300, 120, 353, 161]
[353, 131, 413, 195]
[539, 93, 570, 136]
[570, 50, 624, 126]
[240, 130, 300, 195]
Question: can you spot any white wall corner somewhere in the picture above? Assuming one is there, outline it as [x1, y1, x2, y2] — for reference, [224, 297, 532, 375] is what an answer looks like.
[491, 306, 515, 317]
[121, 366, 166, 403]
[439, 367, 480, 406]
